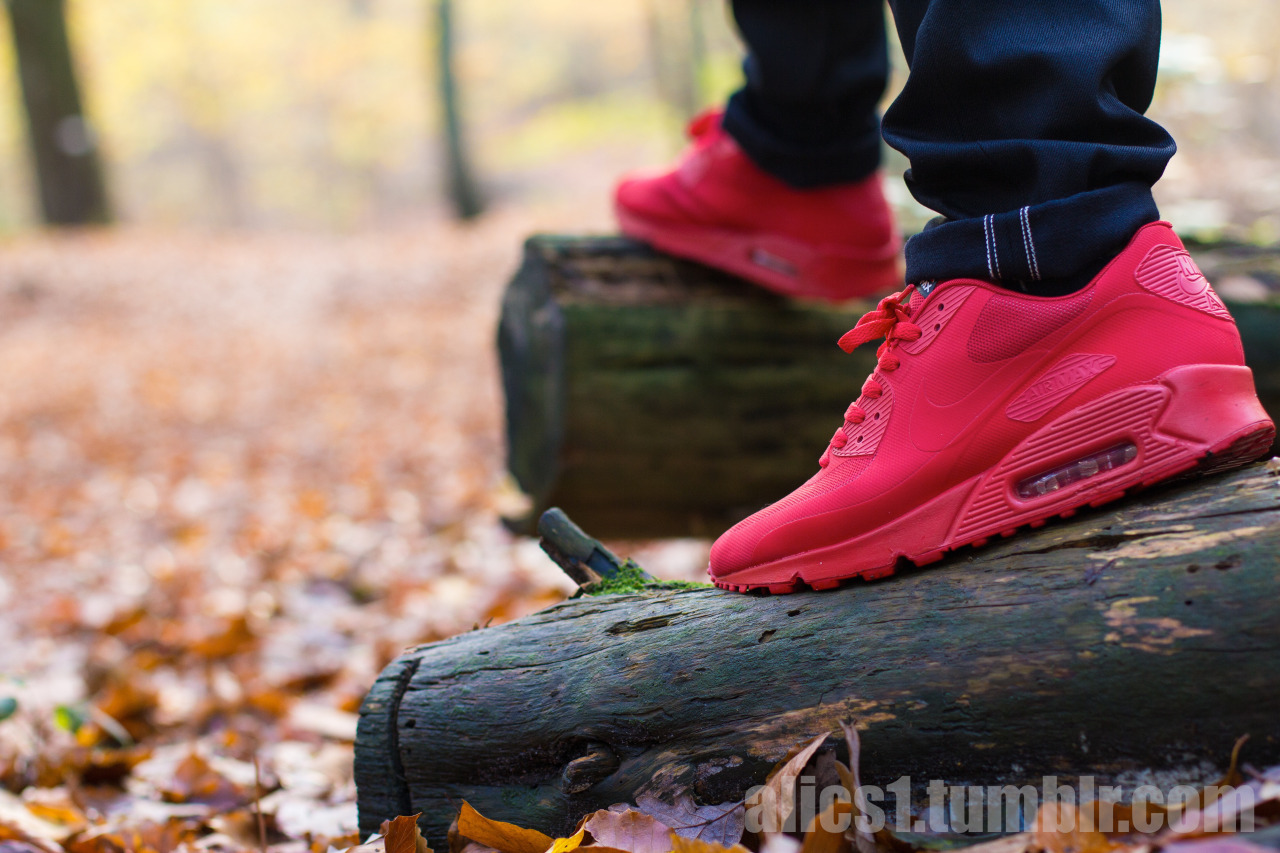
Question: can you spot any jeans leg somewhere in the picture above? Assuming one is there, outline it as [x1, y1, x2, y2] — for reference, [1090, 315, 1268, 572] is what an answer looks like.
[884, 0, 1176, 291]
[722, 0, 889, 188]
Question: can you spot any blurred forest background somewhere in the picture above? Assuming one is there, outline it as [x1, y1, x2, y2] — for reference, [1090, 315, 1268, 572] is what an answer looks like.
[0, 0, 1278, 236]
[0, 2, 1278, 846]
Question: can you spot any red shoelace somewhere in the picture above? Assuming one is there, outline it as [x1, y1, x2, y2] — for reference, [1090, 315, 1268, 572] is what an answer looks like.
[819, 286, 922, 468]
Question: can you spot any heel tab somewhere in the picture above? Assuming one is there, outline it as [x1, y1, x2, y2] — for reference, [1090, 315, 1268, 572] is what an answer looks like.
[1132, 219, 1183, 248]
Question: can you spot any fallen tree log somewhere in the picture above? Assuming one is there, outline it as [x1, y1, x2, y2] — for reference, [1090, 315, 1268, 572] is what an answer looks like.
[355, 462, 1280, 845]
[498, 235, 1280, 538]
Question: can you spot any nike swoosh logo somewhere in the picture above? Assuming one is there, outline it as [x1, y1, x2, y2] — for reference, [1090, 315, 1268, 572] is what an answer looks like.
[1135, 245, 1232, 320]
[910, 350, 1050, 453]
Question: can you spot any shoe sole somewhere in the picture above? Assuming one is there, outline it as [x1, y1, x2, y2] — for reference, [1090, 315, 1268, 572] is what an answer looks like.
[616, 206, 902, 303]
[712, 363, 1276, 594]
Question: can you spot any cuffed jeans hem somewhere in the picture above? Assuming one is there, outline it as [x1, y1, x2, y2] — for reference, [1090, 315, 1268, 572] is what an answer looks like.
[902, 182, 1161, 287]
[722, 91, 883, 189]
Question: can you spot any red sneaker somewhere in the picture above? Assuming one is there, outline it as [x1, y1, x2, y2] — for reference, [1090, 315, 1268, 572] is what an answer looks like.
[614, 110, 901, 302]
[709, 221, 1275, 593]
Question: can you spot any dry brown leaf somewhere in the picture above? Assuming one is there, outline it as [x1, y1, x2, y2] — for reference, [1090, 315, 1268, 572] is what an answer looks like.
[384, 814, 432, 853]
[0, 793, 78, 848]
[456, 803, 555, 853]
[547, 829, 586, 853]
[746, 733, 829, 834]
[1031, 802, 1122, 853]
[836, 722, 878, 853]
[799, 798, 854, 853]
[582, 809, 672, 853]
[838, 722, 910, 853]
[158, 753, 248, 810]
[668, 833, 752, 853]
[0, 820, 64, 853]
[636, 795, 744, 847]
[64, 818, 202, 853]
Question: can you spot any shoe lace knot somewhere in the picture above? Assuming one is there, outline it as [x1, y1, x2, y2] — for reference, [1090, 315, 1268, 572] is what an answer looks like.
[820, 286, 921, 468]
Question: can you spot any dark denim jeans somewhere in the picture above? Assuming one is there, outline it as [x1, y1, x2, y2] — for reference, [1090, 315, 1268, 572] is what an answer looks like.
[721, 0, 1176, 293]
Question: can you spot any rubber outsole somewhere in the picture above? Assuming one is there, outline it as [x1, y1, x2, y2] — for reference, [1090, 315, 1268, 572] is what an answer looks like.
[712, 371, 1276, 595]
[616, 206, 902, 303]
[713, 421, 1274, 595]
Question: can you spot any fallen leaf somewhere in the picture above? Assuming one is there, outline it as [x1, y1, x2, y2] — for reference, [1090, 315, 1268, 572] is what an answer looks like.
[64, 817, 202, 853]
[800, 796, 853, 853]
[582, 809, 672, 853]
[1031, 802, 1120, 853]
[159, 753, 249, 810]
[636, 794, 745, 847]
[668, 834, 752, 853]
[548, 829, 586, 853]
[0, 791, 75, 847]
[384, 814, 432, 853]
[745, 733, 829, 835]
[838, 723, 913, 853]
[456, 803, 554, 853]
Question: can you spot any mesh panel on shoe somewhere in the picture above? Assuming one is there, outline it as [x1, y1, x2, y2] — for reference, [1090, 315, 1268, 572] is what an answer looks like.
[714, 456, 872, 569]
[966, 290, 1091, 363]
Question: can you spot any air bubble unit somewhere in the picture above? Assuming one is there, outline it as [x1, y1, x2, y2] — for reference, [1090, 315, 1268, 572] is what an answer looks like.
[1015, 442, 1138, 500]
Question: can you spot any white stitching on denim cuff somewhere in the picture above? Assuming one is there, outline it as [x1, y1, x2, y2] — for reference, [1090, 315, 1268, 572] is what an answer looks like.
[989, 214, 1001, 279]
[1019, 206, 1032, 279]
[983, 215, 994, 279]
[1022, 207, 1041, 280]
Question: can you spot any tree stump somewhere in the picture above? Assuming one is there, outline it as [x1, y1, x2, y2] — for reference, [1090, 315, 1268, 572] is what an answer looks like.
[498, 236, 1280, 539]
[355, 462, 1280, 846]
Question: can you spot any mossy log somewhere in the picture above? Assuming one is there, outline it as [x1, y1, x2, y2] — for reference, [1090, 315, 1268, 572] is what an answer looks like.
[498, 235, 1280, 539]
[355, 463, 1280, 846]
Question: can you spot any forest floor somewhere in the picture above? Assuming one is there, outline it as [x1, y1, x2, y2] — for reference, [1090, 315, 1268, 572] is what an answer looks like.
[0, 203, 711, 853]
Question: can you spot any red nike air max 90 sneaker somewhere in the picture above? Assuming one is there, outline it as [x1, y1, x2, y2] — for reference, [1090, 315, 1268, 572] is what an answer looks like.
[709, 221, 1275, 593]
[615, 110, 901, 302]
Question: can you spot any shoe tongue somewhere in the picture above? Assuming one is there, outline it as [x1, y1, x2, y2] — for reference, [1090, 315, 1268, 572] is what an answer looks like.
[905, 281, 937, 315]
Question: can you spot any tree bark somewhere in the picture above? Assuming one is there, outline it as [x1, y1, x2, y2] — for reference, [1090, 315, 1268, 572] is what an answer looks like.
[435, 0, 483, 220]
[4, 0, 110, 225]
[497, 235, 1280, 539]
[356, 462, 1280, 846]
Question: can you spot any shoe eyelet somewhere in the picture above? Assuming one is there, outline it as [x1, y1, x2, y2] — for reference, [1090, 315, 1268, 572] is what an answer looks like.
[874, 413, 880, 420]
[934, 323, 941, 331]
[856, 436, 863, 443]
[938, 303, 945, 310]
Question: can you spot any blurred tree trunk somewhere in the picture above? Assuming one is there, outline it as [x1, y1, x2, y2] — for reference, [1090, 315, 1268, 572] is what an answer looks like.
[434, 0, 483, 220]
[687, 0, 708, 110]
[644, 0, 705, 122]
[4, 0, 110, 225]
